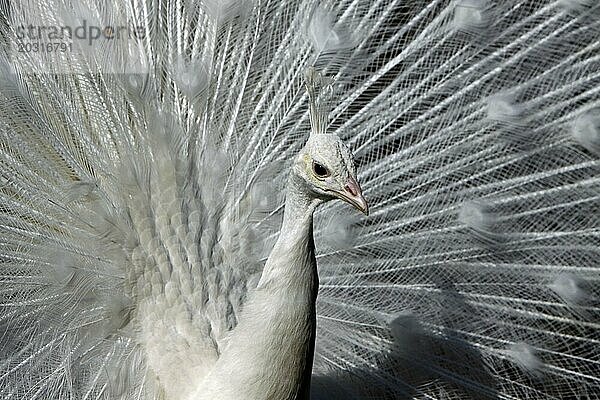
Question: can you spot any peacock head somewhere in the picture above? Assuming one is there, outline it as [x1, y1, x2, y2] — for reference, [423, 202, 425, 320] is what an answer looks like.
[295, 67, 368, 215]
[295, 133, 368, 215]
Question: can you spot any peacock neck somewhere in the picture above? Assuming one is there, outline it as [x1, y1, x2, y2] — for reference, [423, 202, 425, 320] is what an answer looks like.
[192, 172, 321, 400]
[259, 172, 321, 287]
[282, 174, 320, 229]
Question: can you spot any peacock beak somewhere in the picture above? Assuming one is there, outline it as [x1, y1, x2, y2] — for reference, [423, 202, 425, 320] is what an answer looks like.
[339, 178, 369, 215]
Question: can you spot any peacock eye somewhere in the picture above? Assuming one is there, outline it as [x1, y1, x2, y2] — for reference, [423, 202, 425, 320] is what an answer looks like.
[312, 161, 330, 178]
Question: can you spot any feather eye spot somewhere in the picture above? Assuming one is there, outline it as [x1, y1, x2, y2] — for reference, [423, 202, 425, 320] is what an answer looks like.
[549, 273, 589, 304]
[571, 109, 600, 155]
[506, 343, 543, 375]
[558, 0, 595, 11]
[453, 0, 494, 34]
[486, 94, 524, 123]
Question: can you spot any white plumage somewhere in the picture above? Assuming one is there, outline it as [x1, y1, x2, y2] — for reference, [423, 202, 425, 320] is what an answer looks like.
[1, 1, 599, 399]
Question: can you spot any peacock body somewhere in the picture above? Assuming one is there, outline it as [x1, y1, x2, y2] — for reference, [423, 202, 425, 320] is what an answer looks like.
[0, 0, 599, 399]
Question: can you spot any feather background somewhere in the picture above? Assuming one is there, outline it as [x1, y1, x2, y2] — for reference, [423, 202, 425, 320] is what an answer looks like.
[0, 0, 599, 399]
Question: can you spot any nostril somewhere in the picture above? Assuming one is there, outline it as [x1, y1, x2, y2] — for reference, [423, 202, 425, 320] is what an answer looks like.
[345, 183, 358, 197]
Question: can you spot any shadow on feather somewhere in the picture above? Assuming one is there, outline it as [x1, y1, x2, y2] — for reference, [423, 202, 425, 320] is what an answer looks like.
[313, 276, 500, 399]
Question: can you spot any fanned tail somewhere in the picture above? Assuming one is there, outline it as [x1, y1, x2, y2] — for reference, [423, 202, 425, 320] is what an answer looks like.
[1, 1, 599, 399]
[312, 1, 600, 398]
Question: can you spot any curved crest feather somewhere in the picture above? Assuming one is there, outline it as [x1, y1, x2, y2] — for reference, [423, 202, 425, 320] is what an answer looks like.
[304, 67, 334, 136]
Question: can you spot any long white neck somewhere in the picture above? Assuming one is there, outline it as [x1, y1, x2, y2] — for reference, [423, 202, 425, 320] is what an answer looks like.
[191, 173, 321, 400]
[259, 172, 320, 288]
